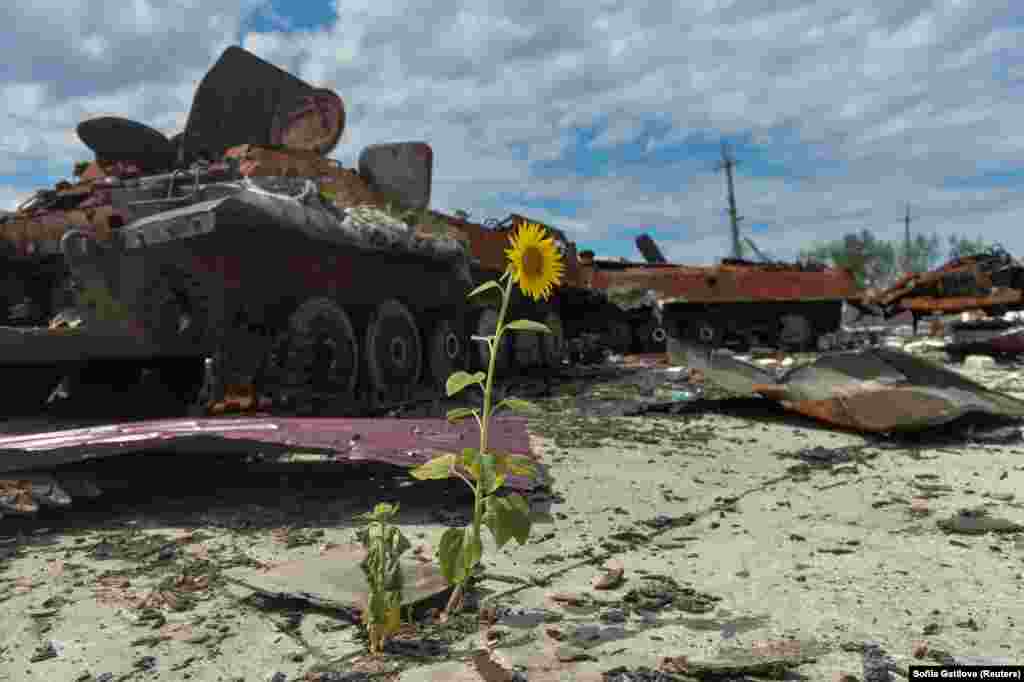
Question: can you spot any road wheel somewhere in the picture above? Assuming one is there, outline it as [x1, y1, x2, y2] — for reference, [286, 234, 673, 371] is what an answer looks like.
[473, 307, 511, 374]
[427, 315, 465, 389]
[275, 297, 359, 406]
[365, 299, 422, 403]
[691, 317, 722, 346]
[779, 313, 813, 351]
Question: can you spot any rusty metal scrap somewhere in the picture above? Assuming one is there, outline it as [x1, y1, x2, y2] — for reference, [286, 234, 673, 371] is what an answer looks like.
[675, 341, 1024, 432]
[862, 249, 1024, 317]
[0, 416, 540, 515]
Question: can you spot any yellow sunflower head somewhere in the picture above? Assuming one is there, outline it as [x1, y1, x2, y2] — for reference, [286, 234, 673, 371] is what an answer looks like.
[504, 222, 565, 301]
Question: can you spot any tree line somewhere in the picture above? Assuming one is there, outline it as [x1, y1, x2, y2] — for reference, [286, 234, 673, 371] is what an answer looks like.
[799, 231, 999, 289]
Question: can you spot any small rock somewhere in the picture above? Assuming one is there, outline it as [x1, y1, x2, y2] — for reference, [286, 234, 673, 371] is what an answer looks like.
[862, 641, 896, 682]
[601, 609, 628, 624]
[910, 498, 930, 515]
[548, 591, 588, 607]
[592, 562, 625, 590]
[555, 645, 594, 662]
[963, 355, 996, 371]
[911, 641, 929, 659]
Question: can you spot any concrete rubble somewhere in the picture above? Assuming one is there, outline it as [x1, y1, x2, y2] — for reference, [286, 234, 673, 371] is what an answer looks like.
[1, 329, 1023, 680]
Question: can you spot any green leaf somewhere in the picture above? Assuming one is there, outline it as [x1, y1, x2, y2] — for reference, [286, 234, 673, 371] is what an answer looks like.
[503, 319, 551, 334]
[505, 455, 538, 480]
[458, 447, 481, 481]
[467, 280, 501, 300]
[483, 493, 532, 549]
[409, 453, 457, 480]
[446, 407, 478, 423]
[446, 370, 486, 397]
[437, 526, 482, 585]
[494, 397, 540, 415]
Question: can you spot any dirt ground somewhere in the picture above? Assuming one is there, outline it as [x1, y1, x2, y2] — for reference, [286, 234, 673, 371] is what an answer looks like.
[1, 341, 1023, 681]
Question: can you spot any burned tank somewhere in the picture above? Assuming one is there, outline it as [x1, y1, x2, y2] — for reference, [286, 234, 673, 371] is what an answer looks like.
[0, 46, 475, 415]
[579, 238, 860, 358]
[857, 247, 1024, 325]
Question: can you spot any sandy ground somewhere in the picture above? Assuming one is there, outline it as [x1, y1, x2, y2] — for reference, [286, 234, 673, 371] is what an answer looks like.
[1, 344, 1023, 681]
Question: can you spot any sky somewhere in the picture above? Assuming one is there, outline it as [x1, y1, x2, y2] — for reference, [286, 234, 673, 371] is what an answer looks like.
[1, 0, 1022, 265]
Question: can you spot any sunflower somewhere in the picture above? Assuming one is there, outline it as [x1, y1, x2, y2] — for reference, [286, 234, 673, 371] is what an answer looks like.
[504, 222, 565, 301]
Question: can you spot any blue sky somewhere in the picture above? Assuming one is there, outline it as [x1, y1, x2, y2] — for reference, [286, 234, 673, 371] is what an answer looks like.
[2, 1, 1023, 266]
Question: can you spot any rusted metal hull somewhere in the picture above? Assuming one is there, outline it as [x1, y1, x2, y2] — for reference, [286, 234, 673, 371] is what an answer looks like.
[587, 261, 858, 305]
[0, 416, 540, 516]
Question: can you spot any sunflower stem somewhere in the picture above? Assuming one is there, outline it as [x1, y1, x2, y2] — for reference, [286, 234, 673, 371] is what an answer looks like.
[473, 269, 514, 558]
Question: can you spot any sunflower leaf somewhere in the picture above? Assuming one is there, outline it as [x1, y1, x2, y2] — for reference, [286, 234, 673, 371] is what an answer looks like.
[503, 319, 551, 334]
[445, 370, 486, 397]
[494, 397, 541, 415]
[446, 407, 478, 423]
[459, 447, 481, 481]
[437, 527, 482, 585]
[409, 453, 458, 480]
[467, 280, 501, 300]
[483, 494, 532, 549]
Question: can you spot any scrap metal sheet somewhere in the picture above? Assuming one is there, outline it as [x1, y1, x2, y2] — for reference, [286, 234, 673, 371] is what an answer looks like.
[0, 416, 540, 491]
[674, 340, 1024, 433]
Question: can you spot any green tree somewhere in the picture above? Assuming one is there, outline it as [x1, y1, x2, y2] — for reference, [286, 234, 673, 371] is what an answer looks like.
[800, 229, 898, 289]
[948, 233, 995, 261]
[901, 233, 942, 273]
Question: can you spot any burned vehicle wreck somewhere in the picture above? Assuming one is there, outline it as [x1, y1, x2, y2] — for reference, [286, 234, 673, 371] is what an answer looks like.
[857, 248, 1024, 330]
[0, 46, 475, 415]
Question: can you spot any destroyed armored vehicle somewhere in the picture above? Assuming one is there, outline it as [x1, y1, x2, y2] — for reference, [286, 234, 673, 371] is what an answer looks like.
[0, 46, 475, 414]
[857, 248, 1024, 331]
[579, 237, 860, 358]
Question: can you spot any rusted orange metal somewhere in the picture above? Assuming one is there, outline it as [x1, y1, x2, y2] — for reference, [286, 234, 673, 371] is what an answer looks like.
[675, 339, 1024, 432]
[584, 260, 858, 304]
[861, 250, 1024, 317]
[428, 211, 584, 288]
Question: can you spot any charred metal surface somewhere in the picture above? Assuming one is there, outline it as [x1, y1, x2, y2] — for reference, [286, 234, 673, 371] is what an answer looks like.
[862, 249, 1024, 317]
[673, 340, 1024, 432]
[358, 142, 434, 211]
[0, 415, 540, 492]
[182, 46, 317, 163]
[635, 234, 666, 264]
[76, 117, 176, 172]
[269, 87, 346, 155]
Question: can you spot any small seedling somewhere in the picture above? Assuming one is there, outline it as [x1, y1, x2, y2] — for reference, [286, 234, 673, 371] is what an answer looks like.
[355, 502, 411, 655]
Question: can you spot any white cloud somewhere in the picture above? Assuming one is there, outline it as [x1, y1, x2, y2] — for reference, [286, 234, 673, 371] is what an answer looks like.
[1, 0, 1023, 266]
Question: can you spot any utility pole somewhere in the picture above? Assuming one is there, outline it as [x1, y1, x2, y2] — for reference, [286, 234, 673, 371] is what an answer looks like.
[903, 203, 912, 272]
[717, 141, 744, 260]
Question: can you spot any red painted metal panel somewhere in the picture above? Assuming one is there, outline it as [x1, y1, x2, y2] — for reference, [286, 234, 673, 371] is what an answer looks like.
[0, 416, 540, 491]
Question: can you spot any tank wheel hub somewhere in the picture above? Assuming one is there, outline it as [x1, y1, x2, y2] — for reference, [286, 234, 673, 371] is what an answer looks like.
[274, 298, 359, 407]
[443, 331, 460, 360]
[651, 326, 667, 343]
[474, 307, 510, 372]
[540, 311, 566, 369]
[365, 299, 423, 403]
[427, 316, 466, 389]
[388, 336, 410, 367]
